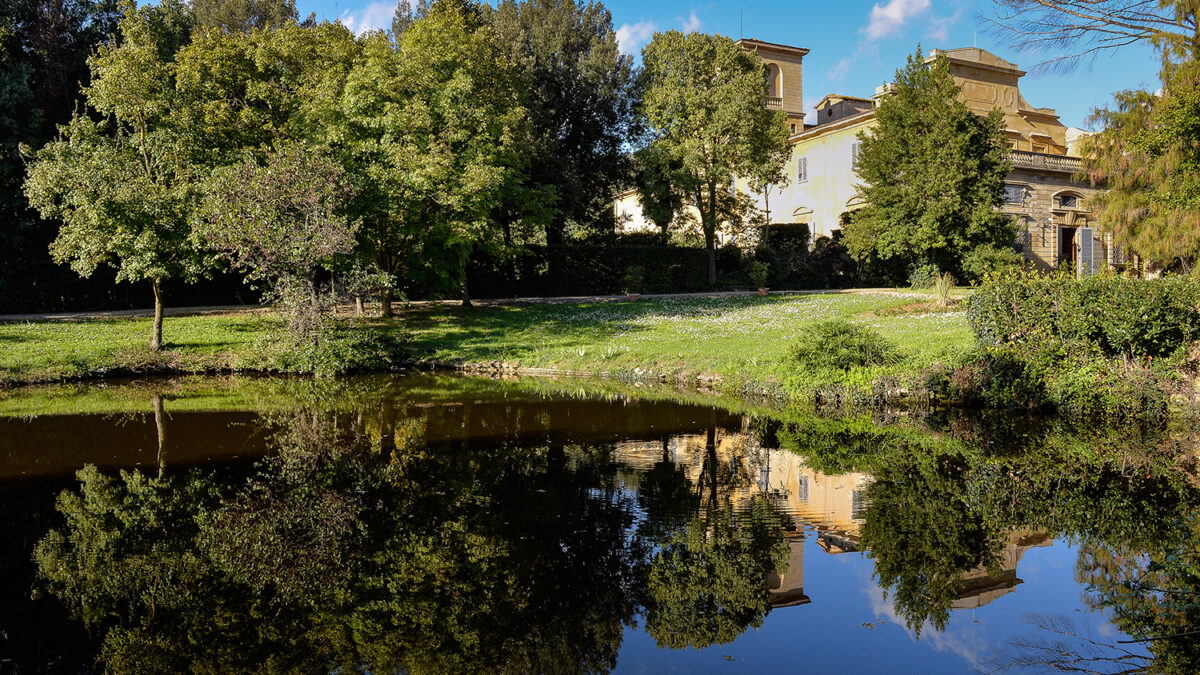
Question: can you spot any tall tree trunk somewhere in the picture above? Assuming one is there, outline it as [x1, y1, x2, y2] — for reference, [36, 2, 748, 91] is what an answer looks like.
[460, 250, 472, 308]
[380, 289, 393, 318]
[150, 278, 164, 352]
[704, 181, 718, 286]
[152, 393, 167, 478]
[355, 295, 364, 316]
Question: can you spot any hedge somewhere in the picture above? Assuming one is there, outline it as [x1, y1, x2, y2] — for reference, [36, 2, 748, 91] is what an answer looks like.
[966, 275, 1200, 361]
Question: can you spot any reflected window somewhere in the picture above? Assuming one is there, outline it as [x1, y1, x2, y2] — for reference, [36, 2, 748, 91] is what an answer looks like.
[797, 476, 809, 504]
[851, 490, 867, 519]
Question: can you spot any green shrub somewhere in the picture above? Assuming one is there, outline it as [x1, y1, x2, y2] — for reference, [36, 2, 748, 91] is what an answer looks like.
[789, 320, 899, 370]
[1047, 358, 1167, 421]
[240, 324, 408, 377]
[621, 265, 645, 294]
[908, 263, 940, 289]
[961, 246, 1023, 283]
[967, 275, 1200, 361]
[747, 261, 770, 288]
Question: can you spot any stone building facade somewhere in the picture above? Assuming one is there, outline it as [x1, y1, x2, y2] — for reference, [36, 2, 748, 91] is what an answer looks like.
[616, 43, 1111, 273]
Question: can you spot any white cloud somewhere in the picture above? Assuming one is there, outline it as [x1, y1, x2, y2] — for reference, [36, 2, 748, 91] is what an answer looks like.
[616, 19, 657, 55]
[340, 1, 394, 36]
[829, 56, 855, 81]
[926, 6, 965, 43]
[680, 12, 702, 33]
[863, 0, 932, 41]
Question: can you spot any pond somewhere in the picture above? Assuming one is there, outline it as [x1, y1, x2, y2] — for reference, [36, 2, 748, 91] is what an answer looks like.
[0, 374, 1197, 673]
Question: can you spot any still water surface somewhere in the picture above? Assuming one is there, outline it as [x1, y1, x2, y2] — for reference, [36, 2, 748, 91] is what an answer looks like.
[0, 375, 1196, 673]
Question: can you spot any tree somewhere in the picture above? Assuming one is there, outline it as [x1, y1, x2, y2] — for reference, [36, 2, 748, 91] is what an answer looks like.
[189, 0, 300, 32]
[0, 0, 121, 313]
[632, 143, 684, 243]
[987, 0, 1200, 73]
[200, 144, 357, 335]
[844, 48, 1015, 278]
[485, 0, 636, 244]
[343, 0, 525, 310]
[23, 0, 206, 351]
[1075, 48, 1200, 269]
[637, 31, 790, 285]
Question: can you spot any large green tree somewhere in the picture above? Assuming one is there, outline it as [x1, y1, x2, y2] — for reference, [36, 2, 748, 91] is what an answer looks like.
[636, 31, 790, 285]
[24, 0, 204, 351]
[485, 0, 636, 244]
[1080, 54, 1200, 269]
[344, 0, 526, 311]
[844, 48, 1014, 278]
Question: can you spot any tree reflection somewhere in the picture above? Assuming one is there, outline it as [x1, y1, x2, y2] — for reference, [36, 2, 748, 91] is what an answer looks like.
[35, 407, 650, 673]
[642, 497, 789, 649]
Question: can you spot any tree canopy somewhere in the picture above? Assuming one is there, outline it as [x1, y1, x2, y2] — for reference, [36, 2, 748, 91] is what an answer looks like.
[843, 48, 1014, 279]
[636, 31, 790, 285]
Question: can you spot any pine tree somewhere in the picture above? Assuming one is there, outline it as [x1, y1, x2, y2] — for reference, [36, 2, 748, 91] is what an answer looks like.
[845, 47, 1014, 279]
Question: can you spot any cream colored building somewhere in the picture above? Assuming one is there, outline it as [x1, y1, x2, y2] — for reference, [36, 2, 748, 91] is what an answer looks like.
[617, 43, 1112, 272]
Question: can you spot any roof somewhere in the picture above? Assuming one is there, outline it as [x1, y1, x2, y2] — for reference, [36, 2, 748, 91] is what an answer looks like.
[927, 47, 1025, 77]
[814, 93, 874, 110]
[735, 38, 810, 58]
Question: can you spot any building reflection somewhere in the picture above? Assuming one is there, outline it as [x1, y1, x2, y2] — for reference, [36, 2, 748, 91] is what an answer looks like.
[612, 418, 1050, 614]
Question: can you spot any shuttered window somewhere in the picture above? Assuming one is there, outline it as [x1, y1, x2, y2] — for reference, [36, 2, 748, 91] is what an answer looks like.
[797, 157, 808, 183]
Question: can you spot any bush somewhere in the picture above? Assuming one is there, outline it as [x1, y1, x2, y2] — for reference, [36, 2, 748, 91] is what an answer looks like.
[240, 324, 408, 377]
[907, 263, 940, 289]
[1047, 358, 1167, 421]
[622, 265, 645, 294]
[747, 261, 769, 288]
[961, 245, 1023, 284]
[967, 275, 1200, 361]
[789, 320, 899, 370]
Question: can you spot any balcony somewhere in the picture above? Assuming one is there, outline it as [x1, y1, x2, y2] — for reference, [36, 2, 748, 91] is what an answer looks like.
[1009, 150, 1083, 174]
[766, 96, 782, 110]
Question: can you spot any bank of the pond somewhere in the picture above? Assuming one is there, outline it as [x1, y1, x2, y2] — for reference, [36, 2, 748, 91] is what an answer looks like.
[0, 292, 971, 402]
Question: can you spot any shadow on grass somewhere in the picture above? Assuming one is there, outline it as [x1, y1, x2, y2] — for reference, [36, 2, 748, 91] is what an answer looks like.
[402, 295, 808, 362]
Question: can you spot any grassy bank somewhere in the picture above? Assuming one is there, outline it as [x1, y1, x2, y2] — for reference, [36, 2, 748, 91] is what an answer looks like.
[0, 292, 971, 398]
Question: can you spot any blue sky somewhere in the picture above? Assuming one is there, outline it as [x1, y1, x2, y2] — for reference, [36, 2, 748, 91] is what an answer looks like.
[305, 0, 1162, 129]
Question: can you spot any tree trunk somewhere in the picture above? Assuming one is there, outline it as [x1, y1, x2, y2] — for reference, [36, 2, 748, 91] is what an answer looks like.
[704, 231, 718, 286]
[380, 289, 393, 318]
[310, 271, 321, 315]
[355, 295, 364, 316]
[460, 252, 472, 308]
[150, 278, 164, 352]
[152, 393, 167, 478]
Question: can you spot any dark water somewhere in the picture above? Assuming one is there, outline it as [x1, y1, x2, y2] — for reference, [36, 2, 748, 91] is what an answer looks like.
[0, 375, 1197, 673]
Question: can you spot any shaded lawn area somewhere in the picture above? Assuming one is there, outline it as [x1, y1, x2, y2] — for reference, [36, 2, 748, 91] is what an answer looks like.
[0, 314, 277, 382]
[403, 292, 973, 387]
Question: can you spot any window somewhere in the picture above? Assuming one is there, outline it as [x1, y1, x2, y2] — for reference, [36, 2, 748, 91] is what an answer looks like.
[851, 142, 862, 165]
[797, 156, 808, 183]
[1004, 184, 1024, 204]
[1032, 143, 1047, 154]
[1058, 194, 1079, 209]
[790, 123, 796, 134]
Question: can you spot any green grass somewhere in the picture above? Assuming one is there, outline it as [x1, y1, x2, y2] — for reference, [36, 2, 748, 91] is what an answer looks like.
[403, 292, 972, 394]
[0, 314, 278, 384]
[0, 292, 974, 400]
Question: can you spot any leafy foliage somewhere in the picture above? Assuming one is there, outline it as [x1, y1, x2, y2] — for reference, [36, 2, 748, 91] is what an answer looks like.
[789, 320, 900, 370]
[845, 48, 1014, 277]
[635, 31, 790, 285]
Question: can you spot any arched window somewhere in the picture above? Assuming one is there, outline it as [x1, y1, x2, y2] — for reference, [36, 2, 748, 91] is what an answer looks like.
[766, 64, 782, 98]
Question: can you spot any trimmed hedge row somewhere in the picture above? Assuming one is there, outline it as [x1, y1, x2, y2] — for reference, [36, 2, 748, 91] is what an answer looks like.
[967, 275, 1200, 361]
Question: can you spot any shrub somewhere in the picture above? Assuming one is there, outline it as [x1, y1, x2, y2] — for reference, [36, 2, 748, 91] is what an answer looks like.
[968, 275, 1200, 361]
[933, 272, 955, 307]
[621, 265, 645, 294]
[747, 261, 770, 288]
[908, 263, 940, 289]
[1047, 358, 1167, 421]
[240, 324, 408, 377]
[961, 245, 1024, 284]
[789, 320, 899, 370]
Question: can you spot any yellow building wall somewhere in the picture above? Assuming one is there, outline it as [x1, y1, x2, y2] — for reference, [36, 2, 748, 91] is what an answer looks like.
[770, 113, 876, 238]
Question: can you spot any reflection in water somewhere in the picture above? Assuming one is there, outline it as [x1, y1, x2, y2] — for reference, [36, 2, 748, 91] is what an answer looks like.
[1, 376, 1199, 672]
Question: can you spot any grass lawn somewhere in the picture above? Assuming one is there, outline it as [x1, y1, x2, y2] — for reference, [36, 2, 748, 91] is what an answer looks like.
[0, 314, 279, 384]
[0, 292, 974, 395]
[402, 292, 973, 392]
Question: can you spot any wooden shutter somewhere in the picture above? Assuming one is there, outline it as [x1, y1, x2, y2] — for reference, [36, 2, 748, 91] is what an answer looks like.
[797, 157, 807, 182]
[1078, 227, 1095, 277]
